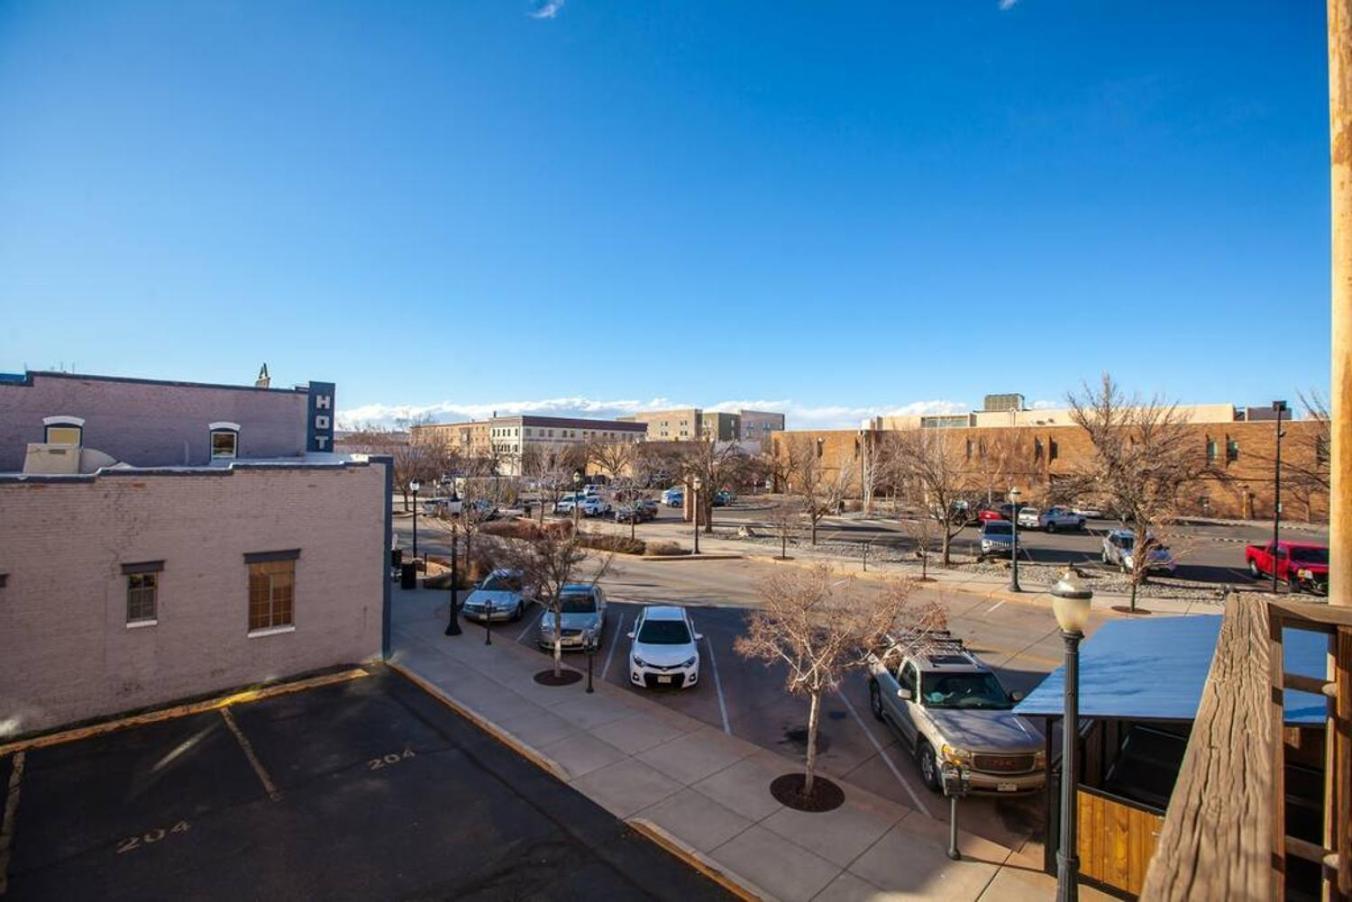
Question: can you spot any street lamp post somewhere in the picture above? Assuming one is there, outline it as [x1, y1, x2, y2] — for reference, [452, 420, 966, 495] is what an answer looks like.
[1271, 400, 1288, 594]
[573, 470, 583, 532]
[1050, 573, 1093, 902]
[1008, 487, 1022, 593]
[692, 476, 702, 555]
[444, 516, 461, 636]
[410, 480, 421, 558]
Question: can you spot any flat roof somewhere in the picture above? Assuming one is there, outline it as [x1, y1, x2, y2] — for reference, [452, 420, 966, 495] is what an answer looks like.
[0, 369, 313, 394]
[1015, 614, 1328, 725]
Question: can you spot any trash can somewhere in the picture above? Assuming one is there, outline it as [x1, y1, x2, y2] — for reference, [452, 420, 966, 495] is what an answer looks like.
[400, 562, 417, 590]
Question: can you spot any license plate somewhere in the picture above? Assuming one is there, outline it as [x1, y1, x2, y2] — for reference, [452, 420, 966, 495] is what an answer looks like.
[657, 675, 672, 684]
[997, 782, 1018, 793]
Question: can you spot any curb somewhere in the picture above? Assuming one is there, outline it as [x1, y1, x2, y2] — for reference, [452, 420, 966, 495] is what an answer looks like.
[639, 553, 744, 562]
[0, 667, 371, 757]
[626, 817, 775, 902]
[387, 661, 571, 783]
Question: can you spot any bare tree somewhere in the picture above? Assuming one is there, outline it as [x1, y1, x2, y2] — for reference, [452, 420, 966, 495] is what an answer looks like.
[1067, 373, 1210, 611]
[587, 438, 651, 539]
[901, 515, 936, 581]
[522, 445, 586, 523]
[395, 421, 458, 512]
[735, 567, 943, 799]
[878, 429, 977, 567]
[424, 478, 500, 582]
[500, 523, 612, 677]
[675, 439, 749, 534]
[767, 498, 803, 560]
[783, 435, 854, 545]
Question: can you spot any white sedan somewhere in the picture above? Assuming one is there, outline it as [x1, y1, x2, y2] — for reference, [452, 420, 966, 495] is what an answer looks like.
[628, 606, 702, 690]
[1016, 506, 1086, 532]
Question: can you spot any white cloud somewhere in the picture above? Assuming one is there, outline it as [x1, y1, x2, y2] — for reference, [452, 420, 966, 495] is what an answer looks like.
[338, 396, 971, 432]
[529, 0, 565, 19]
[1029, 399, 1063, 410]
[998, 0, 1018, 9]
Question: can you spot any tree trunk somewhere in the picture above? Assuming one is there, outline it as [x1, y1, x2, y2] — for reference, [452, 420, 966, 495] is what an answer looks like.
[401, 490, 409, 512]
[553, 612, 563, 676]
[1130, 578, 1138, 613]
[811, 515, 818, 546]
[781, 532, 787, 559]
[941, 526, 952, 567]
[631, 516, 637, 541]
[804, 690, 822, 795]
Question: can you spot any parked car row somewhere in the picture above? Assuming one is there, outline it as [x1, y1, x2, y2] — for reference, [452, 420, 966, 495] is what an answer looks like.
[615, 500, 660, 523]
[461, 572, 706, 690]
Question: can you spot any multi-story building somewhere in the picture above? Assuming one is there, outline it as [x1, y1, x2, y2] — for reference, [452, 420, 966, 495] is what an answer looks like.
[624, 407, 703, 440]
[0, 368, 390, 737]
[777, 394, 1328, 521]
[411, 414, 647, 475]
[701, 411, 742, 442]
[738, 409, 787, 445]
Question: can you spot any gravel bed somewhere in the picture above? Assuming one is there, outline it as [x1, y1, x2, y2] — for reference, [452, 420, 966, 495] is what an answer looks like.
[726, 532, 1231, 603]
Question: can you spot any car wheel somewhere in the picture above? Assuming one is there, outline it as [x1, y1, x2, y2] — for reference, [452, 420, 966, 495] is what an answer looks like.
[1046, 522, 1055, 534]
[917, 742, 942, 793]
[1078, 520, 1086, 530]
[1121, 560, 1129, 574]
[1249, 560, 1261, 579]
[512, 602, 523, 622]
[869, 680, 884, 721]
[1101, 550, 1109, 564]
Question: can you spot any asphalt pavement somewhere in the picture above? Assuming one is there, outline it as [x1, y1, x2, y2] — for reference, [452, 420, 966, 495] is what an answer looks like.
[2, 668, 733, 901]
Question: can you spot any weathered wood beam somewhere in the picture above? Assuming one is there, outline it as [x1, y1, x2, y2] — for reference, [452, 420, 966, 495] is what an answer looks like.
[1140, 596, 1276, 901]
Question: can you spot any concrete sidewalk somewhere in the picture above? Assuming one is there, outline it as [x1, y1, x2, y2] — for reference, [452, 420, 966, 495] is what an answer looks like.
[389, 587, 1109, 901]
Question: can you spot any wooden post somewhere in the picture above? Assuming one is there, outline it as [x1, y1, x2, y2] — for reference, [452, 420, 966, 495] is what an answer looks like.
[1330, 0, 1352, 610]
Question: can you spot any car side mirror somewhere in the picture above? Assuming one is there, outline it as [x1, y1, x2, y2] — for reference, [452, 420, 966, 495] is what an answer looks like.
[897, 688, 913, 701]
[1010, 690, 1025, 702]
[627, 631, 636, 639]
[694, 633, 704, 642]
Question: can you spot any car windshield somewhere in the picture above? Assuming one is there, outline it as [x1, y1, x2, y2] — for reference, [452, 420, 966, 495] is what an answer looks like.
[1290, 547, 1329, 564]
[1116, 535, 1136, 550]
[984, 523, 1011, 535]
[637, 619, 691, 644]
[560, 593, 597, 613]
[922, 672, 1011, 710]
[481, 574, 521, 592]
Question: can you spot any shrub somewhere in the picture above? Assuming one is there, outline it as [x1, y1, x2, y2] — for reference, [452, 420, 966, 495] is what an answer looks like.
[578, 533, 646, 555]
[644, 541, 687, 557]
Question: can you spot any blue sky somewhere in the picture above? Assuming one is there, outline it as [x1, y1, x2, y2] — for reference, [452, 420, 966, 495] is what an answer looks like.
[0, 1, 1331, 428]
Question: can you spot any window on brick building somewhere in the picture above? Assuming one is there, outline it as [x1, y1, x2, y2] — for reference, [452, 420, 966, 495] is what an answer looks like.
[1033, 438, 1044, 461]
[246, 551, 298, 632]
[1226, 438, 1240, 463]
[43, 415, 84, 446]
[210, 422, 240, 459]
[965, 439, 972, 460]
[1048, 439, 1058, 462]
[122, 561, 163, 625]
[1206, 437, 1217, 463]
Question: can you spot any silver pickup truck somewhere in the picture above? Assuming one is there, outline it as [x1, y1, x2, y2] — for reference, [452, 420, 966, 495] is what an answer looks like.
[867, 637, 1045, 795]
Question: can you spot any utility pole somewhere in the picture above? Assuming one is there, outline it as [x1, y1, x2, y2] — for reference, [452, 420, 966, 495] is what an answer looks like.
[1271, 400, 1287, 594]
[1332, 0, 1352, 610]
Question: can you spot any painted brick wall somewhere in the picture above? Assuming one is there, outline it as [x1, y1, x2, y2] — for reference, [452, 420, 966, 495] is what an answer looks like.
[0, 373, 311, 471]
[0, 462, 386, 736]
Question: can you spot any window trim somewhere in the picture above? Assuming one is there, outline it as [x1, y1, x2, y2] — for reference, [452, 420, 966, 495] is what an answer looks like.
[124, 567, 160, 625]
[247, 553, 297, 633]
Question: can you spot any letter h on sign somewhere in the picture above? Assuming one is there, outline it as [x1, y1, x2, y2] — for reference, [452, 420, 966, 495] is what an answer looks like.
[306, 382, 337, 452]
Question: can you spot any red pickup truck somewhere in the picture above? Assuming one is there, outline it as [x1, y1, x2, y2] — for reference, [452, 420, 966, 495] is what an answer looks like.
[1244, 540, 1329, 594]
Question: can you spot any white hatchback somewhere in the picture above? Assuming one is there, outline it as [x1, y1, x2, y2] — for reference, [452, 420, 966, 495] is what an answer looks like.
[628, 606, 702, 690]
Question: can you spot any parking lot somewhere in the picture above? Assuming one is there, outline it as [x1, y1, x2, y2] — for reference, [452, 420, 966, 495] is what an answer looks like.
[0, 668, 732, 901]
[495, 586, 1052, 852]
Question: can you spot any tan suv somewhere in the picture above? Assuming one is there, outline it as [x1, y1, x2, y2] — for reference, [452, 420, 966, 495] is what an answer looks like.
[868, 643, 1045, 794]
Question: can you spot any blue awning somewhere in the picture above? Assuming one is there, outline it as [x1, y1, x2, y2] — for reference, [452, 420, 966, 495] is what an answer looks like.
[1015, 614, 1328, 725]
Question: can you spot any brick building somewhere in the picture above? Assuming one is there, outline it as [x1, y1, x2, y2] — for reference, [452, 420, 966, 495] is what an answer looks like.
[0, 368, 390, 738]
[773, 406, 1329, 521]
[411, 414, 647, 476]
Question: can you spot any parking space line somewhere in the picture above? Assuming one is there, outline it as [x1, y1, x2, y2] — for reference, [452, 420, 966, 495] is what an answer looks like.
[835, 689, 932, 819]
[601, 612, 626, 681]
[515, 606, 544, 643]
[984, 600, 1005, 615]
[702, 633, 732, 735]
[219, 709, 282, 802]
[0, 751, 24, 896]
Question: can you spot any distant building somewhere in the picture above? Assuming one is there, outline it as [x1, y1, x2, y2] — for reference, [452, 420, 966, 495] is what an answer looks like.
[701, 411, 742, 442]
[411, 414, 646, 475]
[624, 408, 702, 441]
[738, 409, 787, 444]
[0, 368, 390, 738]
